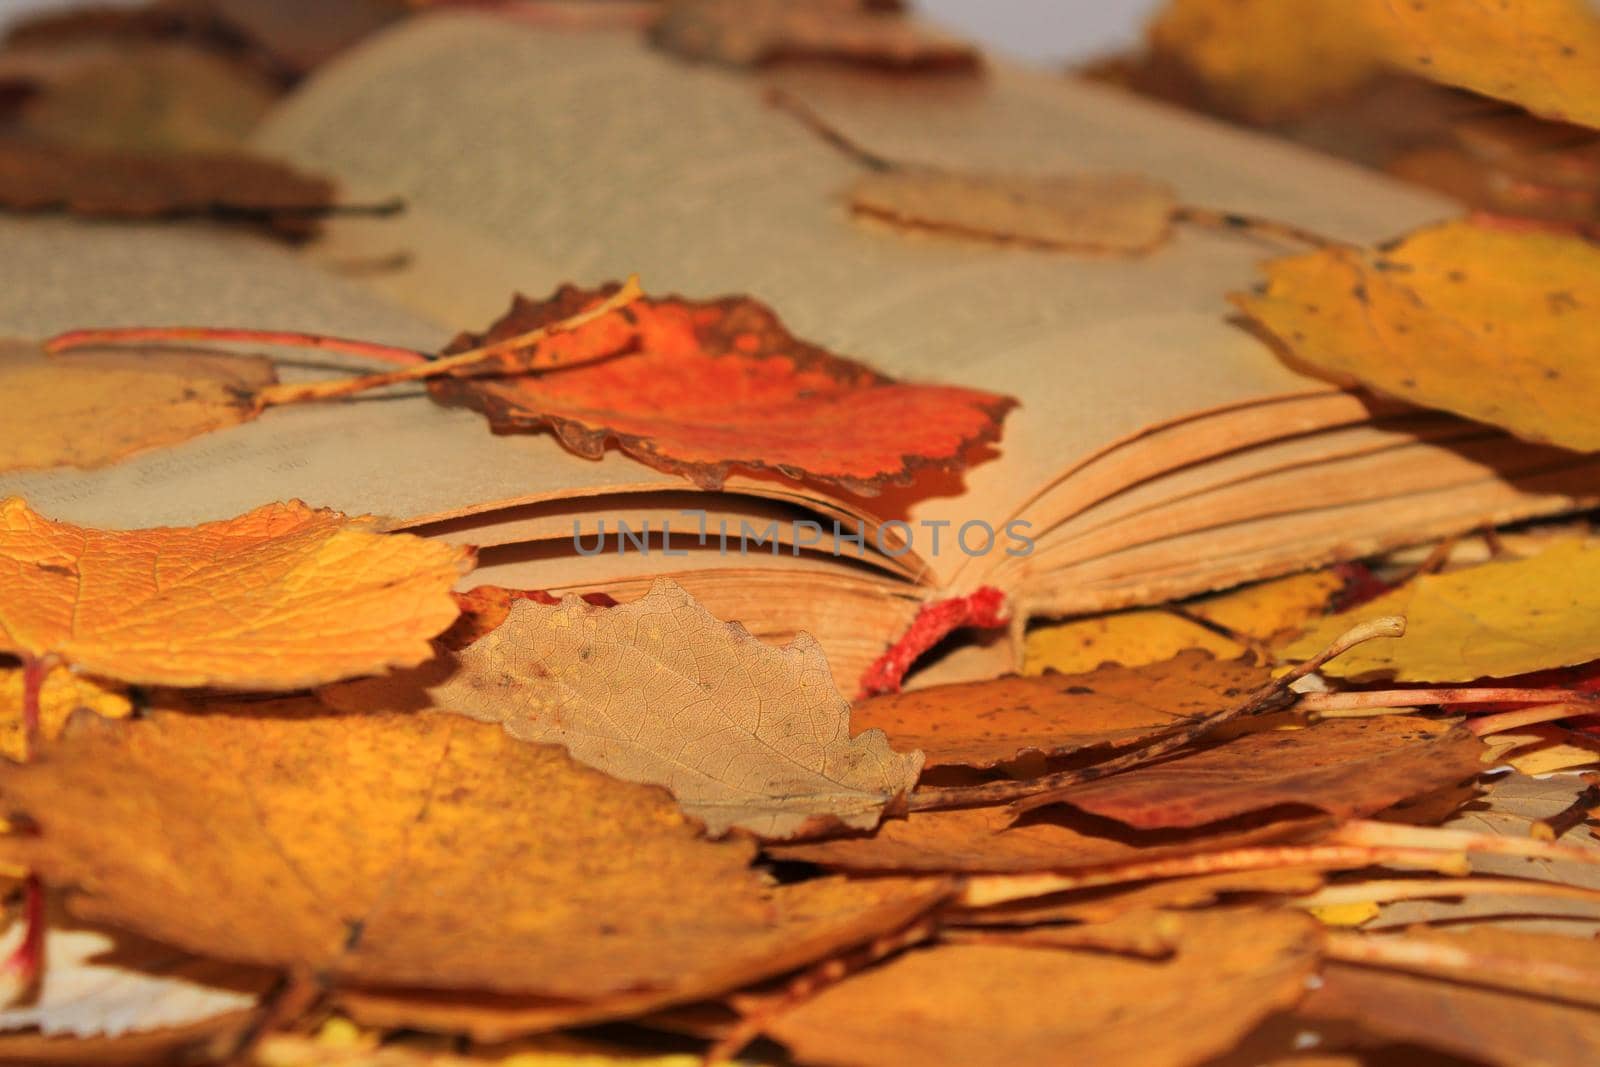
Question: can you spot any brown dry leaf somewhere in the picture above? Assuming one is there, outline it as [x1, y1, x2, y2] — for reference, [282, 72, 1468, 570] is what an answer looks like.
[0, 705, 948, 1002]
[1024, 608, 1245, 675]
[14, 44, 277, 154]
[1374, 773, 1600, 937]
[0, 660, 129, 762]
[849, 168, 1176, 255]
[0, 139, 339, 237]
[763, 908, 1321, 1067]
[258, 1027, 702, 1067]
[0, 497, 471, 688]
[1305, 962, 1600, 1067]
[0, 342, 275, 475]
[430, 283, 1015, 493]
[1234, 219, 1600, 454]
[769, 802, 1328, 873]
[1336, 926, 1600, 1008]
[954, 866, 1327, 927]
[849, 650, 1268, 769]
[402, 579, 922, 840]
[649, 0, 979, 71]
[1022, 717, 1488, 827]
[1285, 540, 1600, 682]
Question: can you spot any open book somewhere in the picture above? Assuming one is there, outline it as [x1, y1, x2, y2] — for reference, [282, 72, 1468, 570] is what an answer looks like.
[4, 9, 1597, 687]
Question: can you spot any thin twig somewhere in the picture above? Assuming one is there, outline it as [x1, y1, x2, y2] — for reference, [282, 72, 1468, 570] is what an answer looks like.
[1329, 820, 1600, 867]
[1170, 205, 1352, 251]
[254, 276, 644, 407]
[1534, 778, 1600, 842]
[766, 89, 897, 172]
[958, 843, 1467, 910]
[1298, 688, 1597, 713]
[0, 875, 45, 1005]
[45, 326, 431, 366]
[1468, 702, 1598, 738]
[904, 615, 1405, 814]
[1296, 875, 1600, 909]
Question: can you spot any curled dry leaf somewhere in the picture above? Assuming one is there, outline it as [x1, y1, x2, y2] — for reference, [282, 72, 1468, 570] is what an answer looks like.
[1285, 540, 1600, 682]
[648, 0, 979, 72]
[0, 706, 949, 1001]
[0, 661, 129, 762]
[0, 140, 342, 237]
[0, 342, 275, 475]
[769, 803, 1329, 874]
[849, 649, 1268, 769]
[762, 909, 1322, 1067]
[1234, 219, 1600, 453]
[849, 168, 1176, 255]
[394, 579, 924, 840]
[430, 283, 1015, 493]
[1304, 962, 1600, 1067]
[0, 498, 471, 688]
[0, 914, 269, 1039]
[1019, 717, 1488, 827]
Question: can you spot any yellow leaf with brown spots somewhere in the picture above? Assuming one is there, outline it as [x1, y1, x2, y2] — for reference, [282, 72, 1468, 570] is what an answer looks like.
[1024, 609, 1242, 675]
[0, 705, 949, 1002]
[1234, 220, 1600, 453]
[0, 498, 471, 688]
[0, 343, 274, 475]
[1285, 539, 1600, 682]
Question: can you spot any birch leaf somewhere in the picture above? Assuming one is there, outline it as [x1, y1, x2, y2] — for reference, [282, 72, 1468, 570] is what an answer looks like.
[423, 579, 924, 840]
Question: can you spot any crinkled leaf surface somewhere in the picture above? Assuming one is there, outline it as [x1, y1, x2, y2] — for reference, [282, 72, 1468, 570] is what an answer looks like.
[850, 650, 1267, 769]
[0, 343, 273, 475]
[417, 579, 923, 840]
[0, 705, 947, 1000]
[849, 169, 1175, 254]
[0, 497, 471, 688]
[649, 0, 979, 71]
[1025, 717, 1487, 827]
[1235, 220, 1600, 452]
[429, 284, 1014, 493]
[1286, 540, 1600, 682]
[765, 909, 1321, 1067]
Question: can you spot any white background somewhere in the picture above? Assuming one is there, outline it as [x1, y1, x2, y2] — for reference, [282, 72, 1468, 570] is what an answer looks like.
[0, 0, 1165, 65]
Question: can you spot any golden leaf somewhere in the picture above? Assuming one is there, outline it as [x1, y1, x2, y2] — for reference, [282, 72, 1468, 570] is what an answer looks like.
[1285, 540, 1600, 682]
[1234, 220, 1600, 453]
[0, 498, 471, 688]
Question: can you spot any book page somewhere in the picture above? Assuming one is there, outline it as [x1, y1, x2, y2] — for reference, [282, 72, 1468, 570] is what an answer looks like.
[256, 11, 1454, 588]
[0, 217, 866, 542]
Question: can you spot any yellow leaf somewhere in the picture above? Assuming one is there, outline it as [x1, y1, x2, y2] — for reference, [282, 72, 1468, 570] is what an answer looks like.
[1369, 0, 1600, 130]
[0, 663, 129, 762]
[0, 343, 273, 475]
[1186, 570, 1343, 648]
[1025, 609, 1242, 675]
[1147, 0, 1383, 122]
[0, 498, 472, 688]
[1308, 900, 1381, 927]
[1234, 219, 1600, 453]
[1285, 540, 1600, 682]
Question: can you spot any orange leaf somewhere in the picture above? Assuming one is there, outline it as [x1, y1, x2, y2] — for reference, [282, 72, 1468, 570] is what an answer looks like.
[1017, 717, 1487, 828]
[0, 344, 274, 475]
[429, 283, 1015, 492]
[851, 650, 1268, 769]
[0, 706, 949, 1001]
[0, 498, 471, 688]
